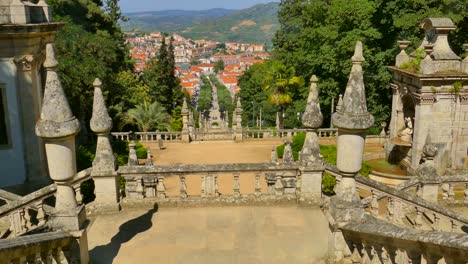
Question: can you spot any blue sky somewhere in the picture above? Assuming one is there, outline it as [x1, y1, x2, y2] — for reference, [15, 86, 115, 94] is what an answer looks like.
[120, 0, 280, 13]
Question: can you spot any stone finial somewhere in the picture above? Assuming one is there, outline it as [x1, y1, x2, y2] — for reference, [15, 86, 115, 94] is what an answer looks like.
[36, 43, 80, 139]
[271, 147, 278, 164]
[336, 94, 343, 113]
[282, 141, 295, 163]
[188, 110, 194, 126]
[90, 78, 112, 134]
[396, 40, 411, 67]
[128, 141, 139, 166]
[422, 133, 438, 161]
[145, 149, 153, 167]
[181, 98, 189, 115]
[332, 41, 374, 130]
[301, 75, 323, 128]
[235, 97, 243, 112]
[419, 18, 459, 60]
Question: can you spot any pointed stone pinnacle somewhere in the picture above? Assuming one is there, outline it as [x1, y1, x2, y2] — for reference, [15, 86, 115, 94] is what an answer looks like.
[352, 41, 365, 63]
[332, 41, 374, 130]
[36, 43, 80, 139]
[336, 94, 343, 113]
[301, 74, 323, 129]
[90, 78, 112, 134]
[182, 97, 189, 115]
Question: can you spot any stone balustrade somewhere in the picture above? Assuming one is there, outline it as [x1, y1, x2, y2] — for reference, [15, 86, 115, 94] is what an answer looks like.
[119, 163, 301, 205]
[324, 164, 468, 234]
[335, 213, 468, 263]
[0, 231, 78, 263]
[0, 169, 92, 239]
[111, 128, 342, 143]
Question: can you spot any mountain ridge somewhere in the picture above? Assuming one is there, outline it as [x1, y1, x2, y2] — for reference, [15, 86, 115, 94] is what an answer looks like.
[121, 2, 279, 44]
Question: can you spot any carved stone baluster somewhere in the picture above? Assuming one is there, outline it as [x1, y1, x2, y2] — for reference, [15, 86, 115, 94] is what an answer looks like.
[179, 175, 187, 198]
[414, 207, 423, 230]
[387, 197, 394, 220]
[35, 201, 46, 226]
[441, 183, 449, 200]
[437, 257, 447, 264]
[34, 252, 45, 264]
[371, 246, 382, 264]
[275, 175, 284, 196]
[255, 173, 261, 197]
[22, 208, 30, 231]
[157, 176, 166, 199]
[58, 247, 68, 263]
[75, 185, 83, 205]
[416, 184, 422, 198]
[432, 213, 440, 231]
[361, 243, 371, 263]
[451, 219, 459, 233]
[370, 190, 379, 217]
[201, 176, 206, 197]
[351, 244, 361, 264]
[295, 173, 301, 196]
[381, 247, 391, 264]
[448, 183, 455, 201]
[214, 175, 220, 197]
[464, 183, 468, 204]
[135, 178, 145, 199]
[233, 173, 240, 198]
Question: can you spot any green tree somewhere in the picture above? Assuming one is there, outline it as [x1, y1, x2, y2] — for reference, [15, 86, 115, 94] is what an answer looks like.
[261, 61, 304, 129]
[121, 101, 170, 132]
[214, 60, 225, 73]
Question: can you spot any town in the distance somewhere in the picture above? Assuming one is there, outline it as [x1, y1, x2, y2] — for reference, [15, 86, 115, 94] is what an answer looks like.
[125, 32, 270, 101]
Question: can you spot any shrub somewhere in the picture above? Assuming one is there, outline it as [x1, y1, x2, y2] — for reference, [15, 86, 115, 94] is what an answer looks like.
[276, 145, 285, 158]
[322, 173, 336, 196]
[76, 144, 95, 171]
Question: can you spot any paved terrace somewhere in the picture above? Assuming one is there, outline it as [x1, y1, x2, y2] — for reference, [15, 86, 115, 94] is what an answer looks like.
[87, 139, 384, 263]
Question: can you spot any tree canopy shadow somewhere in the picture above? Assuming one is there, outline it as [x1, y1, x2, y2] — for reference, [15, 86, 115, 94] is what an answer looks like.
[90, 204, 158, 263]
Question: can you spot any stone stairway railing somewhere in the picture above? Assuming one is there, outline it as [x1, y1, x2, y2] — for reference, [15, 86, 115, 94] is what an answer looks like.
[324, 164, 468, 234]
[119, 162, 300, 205]
[335, 213, 468, 263]
[0, 169, 92, 238]
[0, 231, 78, 263]
[110, 128, 341, 142]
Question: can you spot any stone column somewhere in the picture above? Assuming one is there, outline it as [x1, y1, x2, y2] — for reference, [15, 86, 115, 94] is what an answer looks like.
[90, 78, 120, 213]
[234, 98, 243, 142]
[275, 112, 280, 130]
[181, 98, 190, 143]
[463, 44, 468, 74]
[298, 75, 324, 204]
[332, 41, 374, 203]
[188, 109, 194, 140]
[417, 135, 441, 203]
[35, 43, 88, 263]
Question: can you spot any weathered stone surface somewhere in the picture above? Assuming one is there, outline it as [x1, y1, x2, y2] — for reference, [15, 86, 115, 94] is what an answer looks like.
[332, 41, 374, 130]
[420, 18, 459, 61]
[35, 44, 80, 139]
[282, 141, 295, 164]
[90, 78, 112, 134]
[127, 141, 139, 166]
[301, 75, 323, 129]
[299, 131, 323, 167]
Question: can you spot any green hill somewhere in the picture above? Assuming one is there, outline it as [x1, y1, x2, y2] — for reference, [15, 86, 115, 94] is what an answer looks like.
[122, 2, 280, 44]
[181, 3, 280, 44]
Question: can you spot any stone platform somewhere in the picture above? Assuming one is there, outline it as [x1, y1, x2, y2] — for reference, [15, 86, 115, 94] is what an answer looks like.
[88, 206, 329, 263]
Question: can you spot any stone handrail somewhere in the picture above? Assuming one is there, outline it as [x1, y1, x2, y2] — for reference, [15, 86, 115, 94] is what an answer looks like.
[0, 168, 92, 238]
[324, 164, 468, 233]
[119, 163, 300, 203]
[339, 214, 468, 263]
[135, 131, 182, 142]
[0, 190, 22, 205]
[0, 231, 78, 263]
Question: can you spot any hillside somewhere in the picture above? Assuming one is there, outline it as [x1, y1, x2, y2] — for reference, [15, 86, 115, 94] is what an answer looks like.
[121, 9, 237, 33]
[181, 3, 279, 44]
[122, 2, 280, 44]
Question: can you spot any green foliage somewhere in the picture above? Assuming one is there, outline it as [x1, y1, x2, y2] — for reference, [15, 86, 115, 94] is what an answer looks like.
[322, 173, 336, 196]
[450, 81, 464, 95]
[276, 144, 285, 158]
[122, 101, 171, 132]
[272, 0, 467, 128]
[169, 106, 183, 131]
[399, 49, 424, 72]
[214, 60, 225, 74]
[76, 145, 95, 171]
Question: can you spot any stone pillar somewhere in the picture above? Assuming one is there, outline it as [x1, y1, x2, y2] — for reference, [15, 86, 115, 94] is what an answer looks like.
[395, 40, 411, 67]
[181, 98, 190, 143]
[234, 98, 243, 142]
[275, 112, 280, 130]
[188, 109, 194, 140]
[90, 78, 120, 213]
[332, 41, 374, 203]
[127, 141, 138, 166]
[35, 43, 88, 263]
[299, 75, 324, 204]
[418, 134, 441, 203]
[463, 44, 468, 74]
